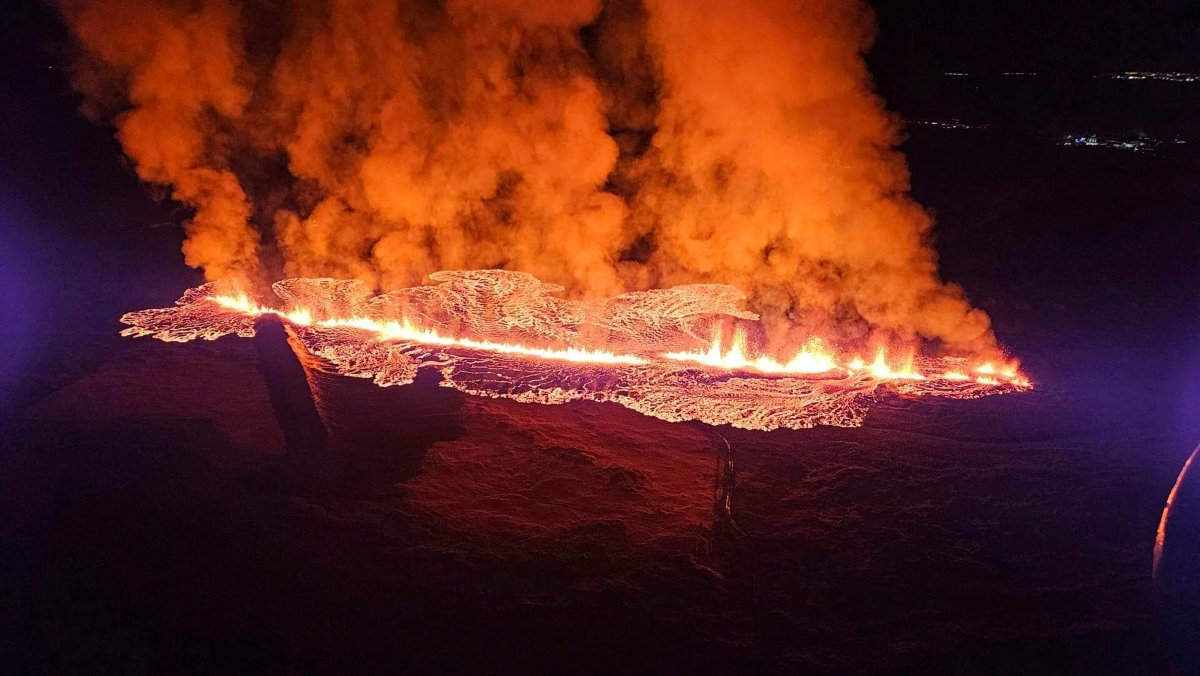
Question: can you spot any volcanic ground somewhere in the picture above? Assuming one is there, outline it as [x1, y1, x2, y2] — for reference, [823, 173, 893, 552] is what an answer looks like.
[6, 297, 1196, 674]
[4, 59, 1200, 676]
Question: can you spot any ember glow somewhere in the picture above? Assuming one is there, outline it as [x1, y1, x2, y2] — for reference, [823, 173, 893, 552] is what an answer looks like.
[664, 332, 839, 375]
[121, 271, 1030, 431]
[64, 0, 1006, 358]
[213, 294, 648, 366]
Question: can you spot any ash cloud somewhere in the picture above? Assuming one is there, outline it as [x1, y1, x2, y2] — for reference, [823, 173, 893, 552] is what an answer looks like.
[58, 0, 997, 355]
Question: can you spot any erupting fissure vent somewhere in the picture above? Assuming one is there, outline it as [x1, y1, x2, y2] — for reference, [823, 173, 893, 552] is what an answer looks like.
[121, 270, 1029, 431]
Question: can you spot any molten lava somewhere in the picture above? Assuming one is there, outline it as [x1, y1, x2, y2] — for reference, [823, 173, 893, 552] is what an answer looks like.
[664, 332, 838, 375]
[212, 294, 649, 366]
[121, 271, 1030, 431]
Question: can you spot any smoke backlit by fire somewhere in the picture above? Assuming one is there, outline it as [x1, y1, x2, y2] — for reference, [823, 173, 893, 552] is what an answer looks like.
[63, 0, 1000, 359]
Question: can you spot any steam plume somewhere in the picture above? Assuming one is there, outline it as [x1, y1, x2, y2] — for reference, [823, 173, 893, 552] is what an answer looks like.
[59, 0, 997, 354]
[61, 0, 260, 280]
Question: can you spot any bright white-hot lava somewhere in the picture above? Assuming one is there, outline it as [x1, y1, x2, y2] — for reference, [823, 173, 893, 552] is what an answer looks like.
[212, 294, 648, 366]
[214, 293, 1027, 385]
[664, 330, 839, 375]
[120, 272, 1031, 431]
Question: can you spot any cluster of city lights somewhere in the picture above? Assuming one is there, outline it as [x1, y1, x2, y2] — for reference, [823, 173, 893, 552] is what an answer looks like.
[1107, 71, 1199, 83]
[940, 71, 1198, 82]
[1058, 134, 1186, 153]
[912, 118, 990, 130]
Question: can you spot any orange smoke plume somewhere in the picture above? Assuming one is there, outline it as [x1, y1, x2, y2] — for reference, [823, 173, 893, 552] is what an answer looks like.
[59, 0, 999, 356]
[60, 0, 260, 281]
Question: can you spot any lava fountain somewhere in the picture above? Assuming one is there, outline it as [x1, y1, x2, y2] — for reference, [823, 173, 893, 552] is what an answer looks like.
[120, 270, 1029, 432]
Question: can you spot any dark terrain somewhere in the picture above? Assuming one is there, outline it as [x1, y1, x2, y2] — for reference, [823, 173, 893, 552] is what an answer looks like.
[3, 4, 1200, 674]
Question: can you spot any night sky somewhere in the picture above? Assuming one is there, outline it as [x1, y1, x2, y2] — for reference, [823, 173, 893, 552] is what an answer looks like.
[1, 1, 1198, 190]
[871, 0, 1200, 74]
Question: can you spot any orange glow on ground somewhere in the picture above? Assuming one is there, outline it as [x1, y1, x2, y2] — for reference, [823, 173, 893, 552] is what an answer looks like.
[212, 294, 1028, 385]
[213, 294, 648, 366]
[663, 330, 838, 375]
[120, 275, 1033, 431]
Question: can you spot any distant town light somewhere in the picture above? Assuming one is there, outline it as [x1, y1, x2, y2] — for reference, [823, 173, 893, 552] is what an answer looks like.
[912, 118, 990, 130]
[1109, 71, 1199, 83]
[1057, 132, 1179, 153]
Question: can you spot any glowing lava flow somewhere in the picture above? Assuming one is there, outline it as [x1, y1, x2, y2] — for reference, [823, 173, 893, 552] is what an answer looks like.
[661, 329, 1028, 387]
[664, 330, 838, 375]
[219, 294, 1028, 386]
[119, 272, 1032, 431]
[211, 294, 649, 366]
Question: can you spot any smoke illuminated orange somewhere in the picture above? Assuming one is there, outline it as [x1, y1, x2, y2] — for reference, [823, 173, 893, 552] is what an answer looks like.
[65, 0, 1003, 355]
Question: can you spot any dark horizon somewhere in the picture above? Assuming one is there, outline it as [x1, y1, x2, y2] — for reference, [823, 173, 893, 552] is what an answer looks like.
[870, 0, 1200, 75]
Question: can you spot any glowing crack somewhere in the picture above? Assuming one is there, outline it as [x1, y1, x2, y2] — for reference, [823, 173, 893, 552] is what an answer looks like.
[120, 270, 1029, 431]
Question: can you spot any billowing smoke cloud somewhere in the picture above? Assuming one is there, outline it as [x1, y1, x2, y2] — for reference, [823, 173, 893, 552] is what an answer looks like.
[59, 0, 997, 355]
[60, 0, 260, 281]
